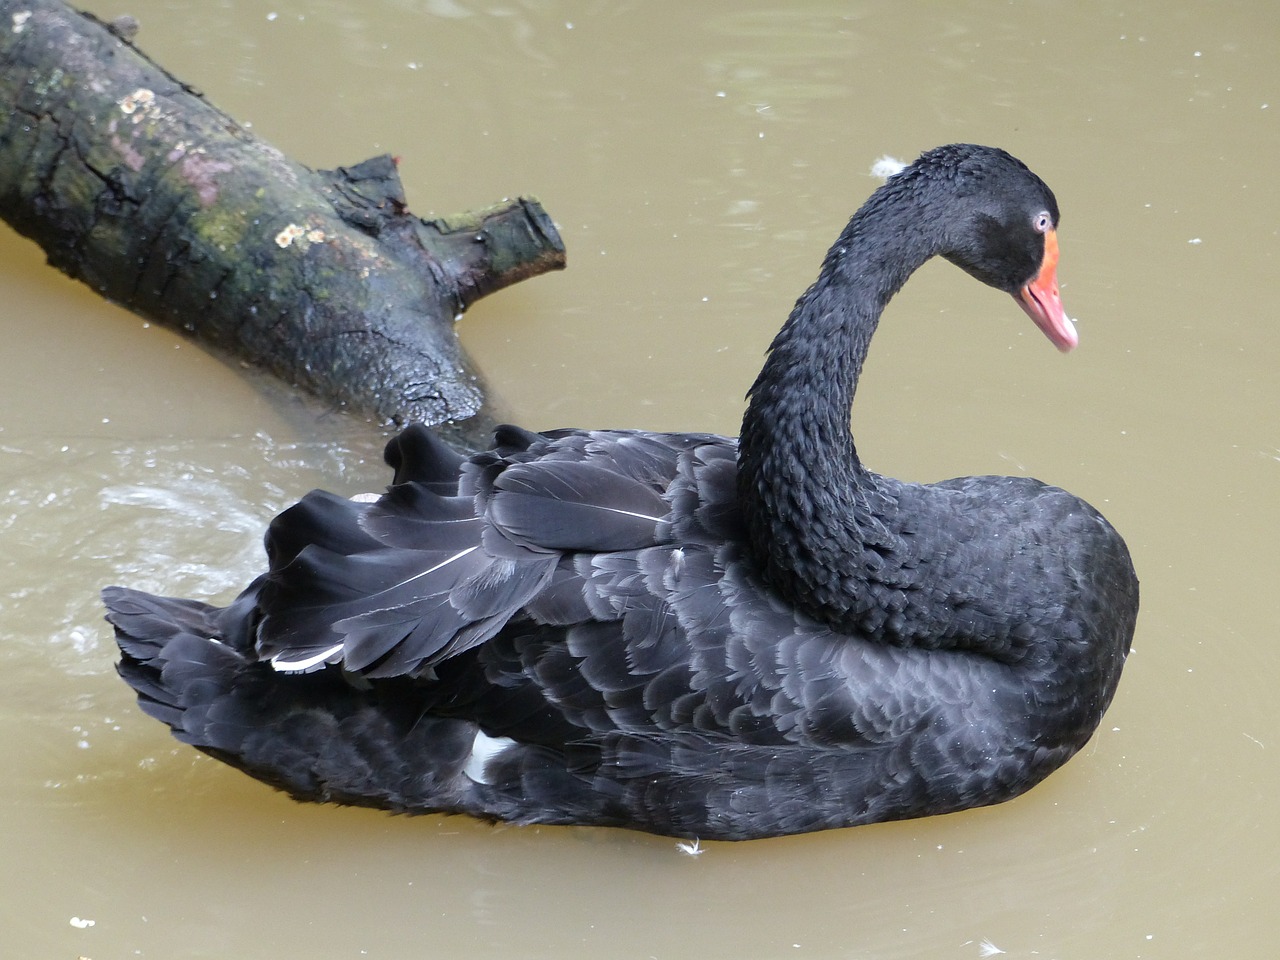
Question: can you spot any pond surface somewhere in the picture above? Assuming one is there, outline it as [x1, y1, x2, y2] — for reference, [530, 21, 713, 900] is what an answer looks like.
[3, 1, 1278, 957]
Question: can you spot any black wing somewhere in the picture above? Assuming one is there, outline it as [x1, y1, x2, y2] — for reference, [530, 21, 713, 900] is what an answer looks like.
[251, 424, 727, 678]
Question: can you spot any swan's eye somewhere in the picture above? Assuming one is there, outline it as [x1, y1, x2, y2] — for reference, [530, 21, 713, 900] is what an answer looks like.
[1033, 211, 1053, 233]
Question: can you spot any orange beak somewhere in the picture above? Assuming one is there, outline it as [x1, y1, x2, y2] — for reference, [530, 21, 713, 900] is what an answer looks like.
[1015, 229, 1077, 352]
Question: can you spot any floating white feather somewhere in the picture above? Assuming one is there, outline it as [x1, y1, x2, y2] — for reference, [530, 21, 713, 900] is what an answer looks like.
[870, 154, 907, 179]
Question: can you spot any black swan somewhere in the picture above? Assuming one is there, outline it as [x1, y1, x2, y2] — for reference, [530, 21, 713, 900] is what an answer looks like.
[104, 144, 1138, 841]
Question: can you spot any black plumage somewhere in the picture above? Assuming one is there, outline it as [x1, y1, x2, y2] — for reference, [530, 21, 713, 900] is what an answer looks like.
[104, 144, 1138, 840]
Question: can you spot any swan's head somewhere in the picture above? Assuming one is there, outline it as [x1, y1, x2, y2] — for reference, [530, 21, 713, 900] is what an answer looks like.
[920, 144, 1076, 352]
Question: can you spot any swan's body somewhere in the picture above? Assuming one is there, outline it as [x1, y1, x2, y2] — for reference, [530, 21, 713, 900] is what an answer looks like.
[105, 145, 1138, 840]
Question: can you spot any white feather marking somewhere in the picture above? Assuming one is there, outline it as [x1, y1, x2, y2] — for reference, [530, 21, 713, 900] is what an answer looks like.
[589, 504, 665, 523]
[397, 545, 480, 588]
[462, 730, 516, 784]
[270, 641, 344, 673]
[350, 492, 381, 503]
[268, 546, 480, 672]
[378, 547, 483, 593]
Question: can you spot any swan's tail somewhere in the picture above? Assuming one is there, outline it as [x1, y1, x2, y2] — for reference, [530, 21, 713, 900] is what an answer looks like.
[105, 585, 251, 741]
[102, 585, 481, 811]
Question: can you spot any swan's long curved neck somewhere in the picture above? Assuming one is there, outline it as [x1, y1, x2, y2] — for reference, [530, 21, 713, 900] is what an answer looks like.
[736, 184, 940, 637]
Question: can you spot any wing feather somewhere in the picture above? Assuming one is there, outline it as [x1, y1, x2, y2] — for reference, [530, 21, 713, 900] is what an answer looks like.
[488, 460, 669, 551]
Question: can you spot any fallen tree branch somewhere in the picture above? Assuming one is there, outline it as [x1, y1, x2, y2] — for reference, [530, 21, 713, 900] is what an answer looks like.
[0, 0, 565, 434]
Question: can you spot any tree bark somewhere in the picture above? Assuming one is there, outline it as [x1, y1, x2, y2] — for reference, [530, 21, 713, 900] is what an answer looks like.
[0, 0, 565, 436]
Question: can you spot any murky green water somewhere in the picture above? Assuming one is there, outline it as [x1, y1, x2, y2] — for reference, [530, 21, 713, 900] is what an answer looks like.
[3, 1, 1278, 956]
